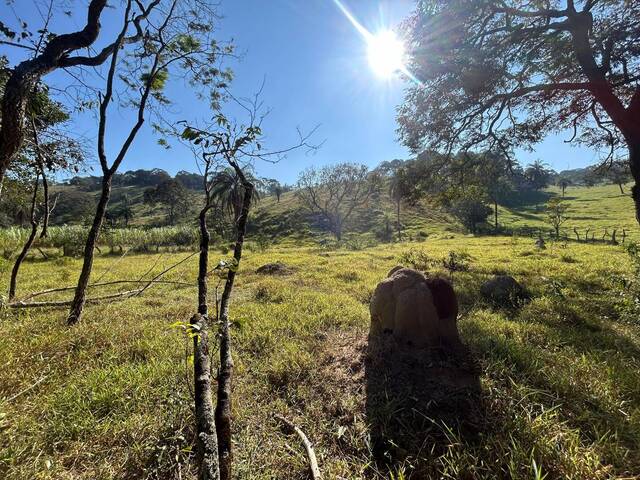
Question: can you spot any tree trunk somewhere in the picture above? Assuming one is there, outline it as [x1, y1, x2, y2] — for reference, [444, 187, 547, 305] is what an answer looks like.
[9, 225, 39, 301]
[216, 168, 253, 480]
[396, 199, 401, 241]
[630, 141, 640, 225]
[198, 207, 211, 316]
[67, 175, 112, 325]
[618, 183, 625, 195]
[9, 176, 40, 301]
[192, 313, 220, 480]
[494, 199, 498, 230]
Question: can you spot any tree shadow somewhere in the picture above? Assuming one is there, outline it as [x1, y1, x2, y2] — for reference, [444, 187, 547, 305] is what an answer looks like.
[503, 189, 554, 209]
[364, 332, 484, 476]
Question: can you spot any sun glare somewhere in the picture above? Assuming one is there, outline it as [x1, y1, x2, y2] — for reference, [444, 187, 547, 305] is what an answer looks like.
[367, 30, 405, 78]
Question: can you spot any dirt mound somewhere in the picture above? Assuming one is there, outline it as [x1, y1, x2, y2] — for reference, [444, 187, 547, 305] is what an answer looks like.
[370, 267, 461, 348]
[255, 262, 293, 275]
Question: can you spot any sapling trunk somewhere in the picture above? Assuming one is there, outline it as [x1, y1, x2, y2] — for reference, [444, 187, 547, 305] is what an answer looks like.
[9, 175, 40, 301]
[215, 162, 253, 480]
[192, 198, 220, 479]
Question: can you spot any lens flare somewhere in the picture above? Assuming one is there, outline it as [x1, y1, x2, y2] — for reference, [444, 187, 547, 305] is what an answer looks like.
[330, 0, 420, 84]
[367, 29, 405, 78]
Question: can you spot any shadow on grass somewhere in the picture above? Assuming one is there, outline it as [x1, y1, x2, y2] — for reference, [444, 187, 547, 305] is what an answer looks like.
[364, 332, 484, 477]
[503, 189, 554, 209]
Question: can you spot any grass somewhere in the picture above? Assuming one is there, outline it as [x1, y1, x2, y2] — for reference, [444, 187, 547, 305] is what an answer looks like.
[1, 232, 639, 479]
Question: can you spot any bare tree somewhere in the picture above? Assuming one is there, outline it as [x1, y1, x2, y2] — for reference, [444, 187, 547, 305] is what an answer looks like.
[297, 163, 377, 241]
[67, 0, 230, 325]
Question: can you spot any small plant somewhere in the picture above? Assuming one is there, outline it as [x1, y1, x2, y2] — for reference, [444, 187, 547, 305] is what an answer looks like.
[398, 248, 435, 271]
[442, 250, 471, 277]
[545, 197, 568, 238]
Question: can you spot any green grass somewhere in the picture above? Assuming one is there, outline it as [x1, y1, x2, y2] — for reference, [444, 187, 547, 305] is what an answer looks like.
[1, 232, 639, 479]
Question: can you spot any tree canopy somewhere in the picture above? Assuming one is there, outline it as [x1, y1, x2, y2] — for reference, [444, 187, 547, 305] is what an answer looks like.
[398, 0, 640, 220]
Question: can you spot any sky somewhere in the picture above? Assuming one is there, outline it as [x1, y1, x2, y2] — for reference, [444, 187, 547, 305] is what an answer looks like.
[2, 0, 598, 184]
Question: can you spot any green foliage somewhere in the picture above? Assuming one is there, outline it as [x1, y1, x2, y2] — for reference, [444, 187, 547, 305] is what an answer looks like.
[546, 197, 569, 237]
[448, 186, 493, 234]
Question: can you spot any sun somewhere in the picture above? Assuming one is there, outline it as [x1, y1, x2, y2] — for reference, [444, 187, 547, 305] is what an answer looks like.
[367, 30, 405, 78]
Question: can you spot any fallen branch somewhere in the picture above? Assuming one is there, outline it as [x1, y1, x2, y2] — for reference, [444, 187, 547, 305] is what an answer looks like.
[275, 414, 322, 480]
[5, 375, 49, 402]
[20, 279, 194, 302]
[8, 251, 197, 309]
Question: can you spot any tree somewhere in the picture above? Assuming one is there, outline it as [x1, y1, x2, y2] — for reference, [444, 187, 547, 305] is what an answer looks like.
[388, 166, 414, 240]
[471, 151, 514, 229]
[525, 161, 553, 190]
[66, 0, 231, 325]
[604, 161, 631, 194]
[297, 163, 377, 241]
[398, 0, 640, 223]
[144, 179, 190, 225]
[120, 194, 134, 227]
[265, 178, 284, 202]
[0, 0, 161, 199]
[546, 197, 569, 238]
[558, 177, 572, 196]
[448, 186, 492, 234]
[209, 168, 261, 233]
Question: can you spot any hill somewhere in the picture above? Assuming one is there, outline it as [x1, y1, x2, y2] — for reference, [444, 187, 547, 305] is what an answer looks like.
[45, 171, 639, 243]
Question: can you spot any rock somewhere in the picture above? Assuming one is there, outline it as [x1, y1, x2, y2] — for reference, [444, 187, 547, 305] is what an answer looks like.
[535, 236, 546, 249]
[480, 275, 527, 307]
[369, 267, 461, 348]
[255, 262, 292, 275]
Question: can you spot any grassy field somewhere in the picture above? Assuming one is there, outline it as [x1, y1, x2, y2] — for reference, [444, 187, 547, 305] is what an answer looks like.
[1, 231, 639, 479]
[249, 182, 639, 242]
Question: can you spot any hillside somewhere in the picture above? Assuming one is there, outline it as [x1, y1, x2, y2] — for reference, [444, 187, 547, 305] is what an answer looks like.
[48, 178, 639, 242]
[249, 182, 639, 242]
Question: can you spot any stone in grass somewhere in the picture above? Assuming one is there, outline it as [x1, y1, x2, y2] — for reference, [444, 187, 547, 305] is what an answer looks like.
[370, 267, 461, 349]
[480, 275, 528, 308]
[255, 262, 292, 275]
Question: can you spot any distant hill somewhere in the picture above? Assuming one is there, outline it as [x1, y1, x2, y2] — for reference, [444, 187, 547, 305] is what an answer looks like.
[45, 168, 638, 241]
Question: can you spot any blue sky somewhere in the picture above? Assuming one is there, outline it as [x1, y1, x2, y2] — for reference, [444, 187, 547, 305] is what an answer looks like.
[3, 0, 597, 184]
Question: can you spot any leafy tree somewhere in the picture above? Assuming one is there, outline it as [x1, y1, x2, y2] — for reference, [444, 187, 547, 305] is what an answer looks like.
[398, 0, 640, 223]
[264, 178, 284, 202]
[448, 186, 492, 234]
[52, 190, 96, 224]
[144, 179, 190, 225]
[558, 177, 572, 197]
[388, 166, 414, 240]
[470, 151, 514, 229]
[175, 170, 204, 190]
[297, 163, 377, 241]
[209, 168, 261, 232]
[525, 161, 553, 190]
[105, 194, 134, 227]
[604, 161, 631, 194]
[546, 197, 569, 238]
[0, 1, 164, 199]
